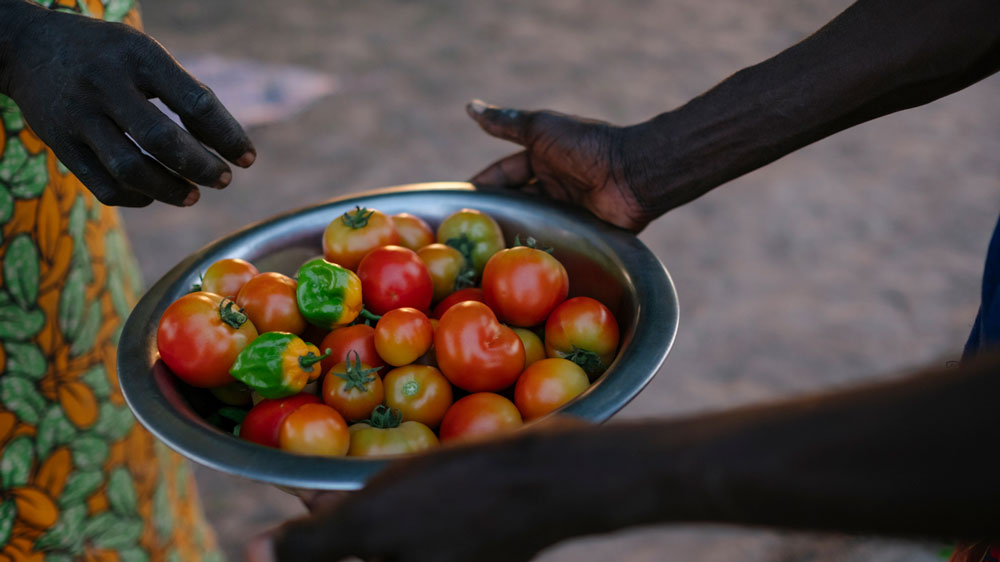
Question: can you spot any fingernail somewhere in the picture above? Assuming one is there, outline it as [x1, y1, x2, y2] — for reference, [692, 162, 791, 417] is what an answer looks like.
[182, 188, 200, 207]
[237, 151, 256, 168]
[468, 99, 489, 115]
[247, 536, 277, 562]
[213, 170, 232, 189]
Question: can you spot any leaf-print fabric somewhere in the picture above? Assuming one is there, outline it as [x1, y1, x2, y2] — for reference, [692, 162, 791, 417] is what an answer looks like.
[0, 2, 221, 560]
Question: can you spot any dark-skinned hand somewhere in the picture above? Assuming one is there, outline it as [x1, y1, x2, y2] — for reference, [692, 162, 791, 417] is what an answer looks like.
[0, 0, 255, 207]
[466, 100, 658, 233]
[248, 418, 593, 562]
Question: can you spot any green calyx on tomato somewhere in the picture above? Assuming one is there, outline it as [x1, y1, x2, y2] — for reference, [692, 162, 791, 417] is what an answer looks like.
[365, 404, 403, 429]
[348, 405, 439, 456]
[445, 233, 476, 266]
[444, 234, 488, 287]
[453, 265, 476, 291]
[437, 209, 506, 275]
[218, 298, 250, 329]
[333, 351, 382, 393]
[230, 331, 328, 399]
[340, 206, 375, 229]
[512, 234, 553, 254]
[296, 258, 363, 329]
[561, 345, 605, 375]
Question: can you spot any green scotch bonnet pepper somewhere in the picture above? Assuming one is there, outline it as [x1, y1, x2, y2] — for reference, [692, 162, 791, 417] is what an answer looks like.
[230, 331, 330, 399]
[296, 258, 363, 329]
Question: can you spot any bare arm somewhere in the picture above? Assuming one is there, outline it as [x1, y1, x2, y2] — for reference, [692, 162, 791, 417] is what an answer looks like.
[468, 0, 1000, 231]
[254, 353, 1000, 562]
[626, 0, 1000, 213]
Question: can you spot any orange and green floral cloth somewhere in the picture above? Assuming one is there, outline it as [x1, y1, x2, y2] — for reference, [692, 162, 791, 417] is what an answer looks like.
[0, 1, 221, 561]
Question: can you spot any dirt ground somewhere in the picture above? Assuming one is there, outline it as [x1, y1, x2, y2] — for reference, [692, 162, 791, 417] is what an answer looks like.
[121, 0, 1000, 560]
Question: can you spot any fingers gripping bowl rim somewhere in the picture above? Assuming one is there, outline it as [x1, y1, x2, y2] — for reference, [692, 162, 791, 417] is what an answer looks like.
[117, 183, 679, 491]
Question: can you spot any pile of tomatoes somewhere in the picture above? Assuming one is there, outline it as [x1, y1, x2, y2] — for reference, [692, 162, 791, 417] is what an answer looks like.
[155, 206, 620, 457]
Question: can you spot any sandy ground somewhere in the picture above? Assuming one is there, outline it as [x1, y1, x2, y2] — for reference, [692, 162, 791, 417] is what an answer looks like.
[121, 0, 1000, 560]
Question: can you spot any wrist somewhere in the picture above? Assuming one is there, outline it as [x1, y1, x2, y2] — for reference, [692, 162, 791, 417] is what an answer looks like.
[0, 0, 48, 96]
[522, 423, 714, 536]
[617, 112, 688, 218]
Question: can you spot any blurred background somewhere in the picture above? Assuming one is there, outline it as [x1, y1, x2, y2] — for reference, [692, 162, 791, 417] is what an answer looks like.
[122, 0, 1000, 560]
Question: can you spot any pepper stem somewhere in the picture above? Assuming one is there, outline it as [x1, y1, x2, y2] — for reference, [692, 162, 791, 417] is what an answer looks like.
[358, 307, 382, 326]
[340, 206, 375, 229]
[366, 405, 402, 429]
[299, 348, 332, 371]
[334, 350, 382, 392]
[218, 298, 248, 330]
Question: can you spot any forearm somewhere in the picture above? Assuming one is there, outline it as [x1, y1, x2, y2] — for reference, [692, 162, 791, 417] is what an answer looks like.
[551, 352, 1000, 541]
[626, 0, 1000, 213]
[0, 0, 47, 95]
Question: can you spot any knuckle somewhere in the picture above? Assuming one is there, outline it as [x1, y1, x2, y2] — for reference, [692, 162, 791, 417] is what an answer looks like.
[139, 119, 182, 154]
[106, 153, 143, 183]
[183, 86, 219, 120]
[90, 185, 121, 207]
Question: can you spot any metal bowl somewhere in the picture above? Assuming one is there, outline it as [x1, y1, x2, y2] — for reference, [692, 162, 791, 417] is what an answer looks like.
[118, 182, 679, 490]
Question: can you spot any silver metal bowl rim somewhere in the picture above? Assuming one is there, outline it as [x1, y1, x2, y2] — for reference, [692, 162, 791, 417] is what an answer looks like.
[117, 182, 679, 490]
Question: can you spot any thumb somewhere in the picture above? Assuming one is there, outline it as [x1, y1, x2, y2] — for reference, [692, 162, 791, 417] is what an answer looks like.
[466, 99, 534, 146]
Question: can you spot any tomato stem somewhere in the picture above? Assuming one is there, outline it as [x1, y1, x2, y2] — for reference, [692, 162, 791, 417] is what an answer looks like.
[299, 347, 332, 371]
[453, 266, 476, 291]
[445, 233, 476, 266]
[513, 234, 553, 254]
[334, 350, 382, 391]
[190, 272, 205, 293]
[366, 405, 402, 429]
[340, 206, 375, 229]
[564, 346, 605, 376]
[218, 298, 249, 329]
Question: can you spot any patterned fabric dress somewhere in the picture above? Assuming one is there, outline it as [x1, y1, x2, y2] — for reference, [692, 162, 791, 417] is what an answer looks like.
[0, 1, 222, 561]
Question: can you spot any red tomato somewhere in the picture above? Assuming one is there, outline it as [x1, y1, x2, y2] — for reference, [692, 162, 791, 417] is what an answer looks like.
[513, 328, 546, 368]
[322, 353, 385, 421]
[482, 246, 568, 327]
[545, 297, 620, 376]
[383, 365, 453, 428]
[235, 272, 306, 335]
[417, 243, 471, 303]
[435, 301, 524, 392]
[439, 392, 522, 443]
[514, 358, 589, 420]
[201, 258, 258, 298]
[374, 307, 434, 366]
[392, 213, 435, 251]
[240, 393, 321, 448]
[431, 287, 485, 319]
[319, 324, 385, 374]
[323, 206, 399, 270]
[157, 292, 258, 387]
[436, 209, 505, 275]
[357, 245, 433, 315]
[278, 403, 350, 456]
